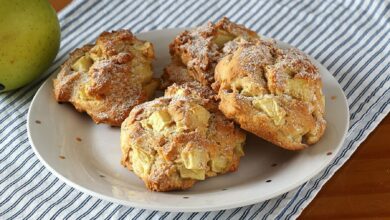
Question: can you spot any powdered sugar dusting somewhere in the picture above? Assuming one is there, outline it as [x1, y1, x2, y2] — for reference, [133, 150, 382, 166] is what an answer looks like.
[179, 24, 217, 70]
[239, 42, 275, 73]
[54, 30, 156, 126]
[167, 17, 260, 86]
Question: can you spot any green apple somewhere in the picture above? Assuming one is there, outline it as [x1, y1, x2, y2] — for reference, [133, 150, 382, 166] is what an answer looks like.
[0, 0, 60, 92]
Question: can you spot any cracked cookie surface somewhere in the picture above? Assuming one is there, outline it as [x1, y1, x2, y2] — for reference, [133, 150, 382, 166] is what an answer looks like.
[121, 82, 246, 191]
[53, 30, 158, 126]
[161, 17, 259, 88]
[213, 39, 326, 150]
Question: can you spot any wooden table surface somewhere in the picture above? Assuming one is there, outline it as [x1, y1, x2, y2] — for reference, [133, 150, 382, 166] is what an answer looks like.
[50, 1, 390, 219]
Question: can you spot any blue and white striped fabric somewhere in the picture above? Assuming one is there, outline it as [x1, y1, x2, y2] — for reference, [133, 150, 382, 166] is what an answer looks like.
[0, 0, 389, 219]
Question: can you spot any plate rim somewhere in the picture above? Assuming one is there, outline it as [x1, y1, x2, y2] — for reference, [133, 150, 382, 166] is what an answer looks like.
[27, 28, 350, 212]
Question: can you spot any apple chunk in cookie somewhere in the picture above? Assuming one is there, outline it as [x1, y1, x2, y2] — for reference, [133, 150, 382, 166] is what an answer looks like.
[161, 17, 260, 88]
[213, 39, 326, 150]
[121, 82, 246, 191]
[53, 30, 159, 126]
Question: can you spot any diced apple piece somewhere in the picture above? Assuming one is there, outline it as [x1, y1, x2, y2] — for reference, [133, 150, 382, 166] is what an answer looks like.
[181, 148, 208, 170]
[211, 156, 228, 173]
[253, 96, 286, 126]
[147, 110, 172, 131]
[213, 29, 236, 48]
[71, 55, 93, 72]
[178, 166, 205, 180]
[131, 148, 154, 177]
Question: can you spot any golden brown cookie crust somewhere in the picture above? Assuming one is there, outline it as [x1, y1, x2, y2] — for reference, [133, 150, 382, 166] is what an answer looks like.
[121, 82, 246, 191]
[214, 39, 326, 150]
[162, 17, 259, 88]
[160, 57, 194, 89]
[53, 30, 159, 126]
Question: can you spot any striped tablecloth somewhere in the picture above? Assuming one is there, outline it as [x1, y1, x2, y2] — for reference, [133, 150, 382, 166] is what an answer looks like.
[1, 0, 389, 219]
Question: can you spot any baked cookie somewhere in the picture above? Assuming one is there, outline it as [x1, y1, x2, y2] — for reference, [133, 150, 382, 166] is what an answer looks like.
[121, 82, 246, 191]
[161, 17, 259, 88]
[213, 39, 326, 150]
[160, 57, 194, 88]
[53, 30, 158, 126]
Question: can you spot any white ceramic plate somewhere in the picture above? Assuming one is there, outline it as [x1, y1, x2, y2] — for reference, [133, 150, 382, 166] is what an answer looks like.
[27, 28, 349, 212]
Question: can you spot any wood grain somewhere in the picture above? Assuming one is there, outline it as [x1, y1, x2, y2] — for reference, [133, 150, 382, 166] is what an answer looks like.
[50, 1, 390, 218]
[300, 115, 390, 219]
[49, 0, 71, 12]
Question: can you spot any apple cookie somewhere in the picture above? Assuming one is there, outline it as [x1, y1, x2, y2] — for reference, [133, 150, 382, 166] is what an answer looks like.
[53, 30, 159, 126]
[161, 17, 259, 88]
[213, 39, 326, 150]
[121, 82, 246, 191]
